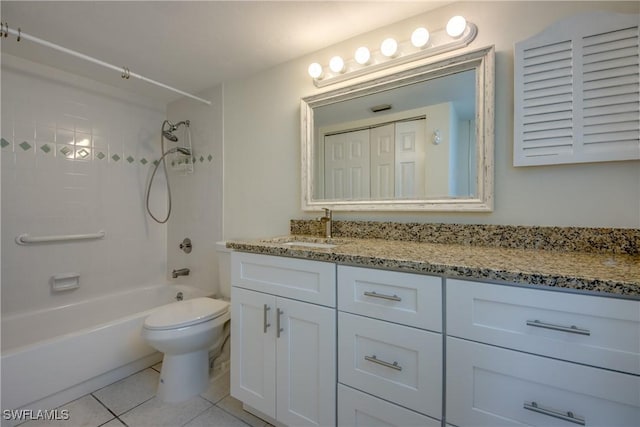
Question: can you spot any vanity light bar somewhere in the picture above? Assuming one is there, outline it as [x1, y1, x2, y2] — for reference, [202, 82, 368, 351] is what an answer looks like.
[309, 16, 477, 88]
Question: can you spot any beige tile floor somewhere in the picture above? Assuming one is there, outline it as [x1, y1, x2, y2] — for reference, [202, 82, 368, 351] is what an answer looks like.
[19, 364, 271, 427]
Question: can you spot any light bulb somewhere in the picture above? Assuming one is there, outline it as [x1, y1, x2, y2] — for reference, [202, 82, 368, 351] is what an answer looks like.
[329, 56, 345, 73]
[446, 16, 467, 38]
[308, 62, 323, 79]
[411, 27, 430, 48]
[354, 46, 371, 65]
[380, 38, 398, 57]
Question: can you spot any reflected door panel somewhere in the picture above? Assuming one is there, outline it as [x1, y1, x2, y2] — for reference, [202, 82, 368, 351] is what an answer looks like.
[370, 124, 395, 199]
[395, 120, 426, 199]
[324, 129, 370, 199]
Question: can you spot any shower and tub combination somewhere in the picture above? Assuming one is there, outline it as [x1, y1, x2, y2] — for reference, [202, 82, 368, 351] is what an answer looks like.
[1, 118, 230, 417]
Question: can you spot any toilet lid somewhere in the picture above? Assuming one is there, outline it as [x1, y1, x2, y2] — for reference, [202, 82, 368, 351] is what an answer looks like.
[144, 297, 229, 330]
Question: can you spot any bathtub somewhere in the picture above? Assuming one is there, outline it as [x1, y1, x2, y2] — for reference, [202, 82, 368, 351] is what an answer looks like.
[1, 284, 210, 415]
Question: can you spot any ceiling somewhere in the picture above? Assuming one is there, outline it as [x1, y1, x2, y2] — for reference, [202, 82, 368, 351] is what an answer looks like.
[0, 1, 450, 105]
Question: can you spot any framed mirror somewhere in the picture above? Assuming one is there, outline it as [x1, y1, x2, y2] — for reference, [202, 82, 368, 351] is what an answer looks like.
[301, 45, 494, 211]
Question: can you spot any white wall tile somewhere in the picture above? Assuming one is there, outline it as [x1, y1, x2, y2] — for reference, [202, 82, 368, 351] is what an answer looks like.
[1, 55, 167, 316]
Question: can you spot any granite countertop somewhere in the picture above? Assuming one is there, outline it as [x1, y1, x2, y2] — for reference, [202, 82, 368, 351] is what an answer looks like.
[227, 235, 640, 299]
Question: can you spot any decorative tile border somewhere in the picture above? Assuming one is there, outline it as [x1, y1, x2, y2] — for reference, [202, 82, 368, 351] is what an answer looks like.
[1, 136, 214, 167]
[290, 219, 640, 255]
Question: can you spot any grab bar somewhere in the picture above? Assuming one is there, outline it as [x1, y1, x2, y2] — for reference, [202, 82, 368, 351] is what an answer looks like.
[16, 230, 106, 245]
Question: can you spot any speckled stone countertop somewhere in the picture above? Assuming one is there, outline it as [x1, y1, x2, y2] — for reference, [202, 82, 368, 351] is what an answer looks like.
[227, 227, 640, 299]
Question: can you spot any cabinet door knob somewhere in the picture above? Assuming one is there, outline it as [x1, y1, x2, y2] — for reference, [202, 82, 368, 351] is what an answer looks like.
[364, 354, 402, 371]
[263, 304, 271, 333]
[364, 291, 402, 302]
[524, 401, 585, 425]
[277, 308, 284, 338]
[526, 319, 590, 336]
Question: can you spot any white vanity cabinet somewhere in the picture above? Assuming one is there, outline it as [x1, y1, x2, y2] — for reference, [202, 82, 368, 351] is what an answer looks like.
[230, 252, 336, 427]
[337, 265, 443, 425]
[445, 279, 640, 426]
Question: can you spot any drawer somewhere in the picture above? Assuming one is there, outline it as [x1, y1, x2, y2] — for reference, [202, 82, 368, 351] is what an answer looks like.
[338, 312, 442, 418]
[338, 265, 441, 331]
[446, 337, 640, 427]
[231, 252, 336, 307]
[447, 279, 640, 374]
[338, 384, 440, 427]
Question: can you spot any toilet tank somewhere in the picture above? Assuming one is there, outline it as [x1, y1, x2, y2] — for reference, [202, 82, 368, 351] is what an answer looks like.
[215, 241, 232, 299]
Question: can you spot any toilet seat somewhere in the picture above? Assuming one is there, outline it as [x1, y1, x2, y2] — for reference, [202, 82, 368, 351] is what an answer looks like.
[144, 297, 229, 331]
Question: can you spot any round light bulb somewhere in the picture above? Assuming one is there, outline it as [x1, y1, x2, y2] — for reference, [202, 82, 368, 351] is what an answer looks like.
[380, 38, 398, 57]
[308, 62, 323, 79]
[329, 56, 345, 73]
[411, 27, 430, 48]
[446, 16, 467, 38]
[354, 46, 371, 65]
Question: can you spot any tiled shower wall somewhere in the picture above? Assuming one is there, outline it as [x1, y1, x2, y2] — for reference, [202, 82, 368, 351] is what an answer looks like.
[1, 54, 169, 316]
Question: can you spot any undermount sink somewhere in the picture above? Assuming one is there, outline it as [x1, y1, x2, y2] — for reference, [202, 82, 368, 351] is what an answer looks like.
[282, 241, 337, 249]
[260, 236, 346, 249]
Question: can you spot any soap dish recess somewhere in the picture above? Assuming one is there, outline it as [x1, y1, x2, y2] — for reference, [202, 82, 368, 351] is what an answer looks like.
[51, 273, 80, 292]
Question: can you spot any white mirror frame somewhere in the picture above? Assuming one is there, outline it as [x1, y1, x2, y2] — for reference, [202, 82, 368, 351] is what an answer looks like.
[301, 45, 494, 212]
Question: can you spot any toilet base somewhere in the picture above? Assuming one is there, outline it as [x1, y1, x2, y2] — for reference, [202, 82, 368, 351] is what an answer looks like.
[156, 350, 209, 403]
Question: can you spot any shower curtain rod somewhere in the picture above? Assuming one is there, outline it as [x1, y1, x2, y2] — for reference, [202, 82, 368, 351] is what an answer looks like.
[4, 26, 211, 105]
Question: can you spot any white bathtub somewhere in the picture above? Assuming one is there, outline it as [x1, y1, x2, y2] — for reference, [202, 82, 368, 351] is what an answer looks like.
[1, 284, 210, 415]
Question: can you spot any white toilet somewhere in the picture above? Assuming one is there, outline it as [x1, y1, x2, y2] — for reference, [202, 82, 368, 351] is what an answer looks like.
[142, 297, 230, 403]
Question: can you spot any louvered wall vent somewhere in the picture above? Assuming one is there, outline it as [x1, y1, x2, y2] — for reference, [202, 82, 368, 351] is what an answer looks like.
[514, 12, 639, 166]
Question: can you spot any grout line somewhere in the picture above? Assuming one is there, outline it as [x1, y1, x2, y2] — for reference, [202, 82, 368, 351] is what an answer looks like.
[91, 394, 121, 426]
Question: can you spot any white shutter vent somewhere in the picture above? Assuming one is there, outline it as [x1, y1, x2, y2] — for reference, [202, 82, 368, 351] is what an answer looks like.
[514, 12, 639, 166]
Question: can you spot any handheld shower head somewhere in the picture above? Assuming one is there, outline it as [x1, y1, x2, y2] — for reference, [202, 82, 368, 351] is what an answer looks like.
[163, 130, 179, 142]
[176, 147, 191, 156]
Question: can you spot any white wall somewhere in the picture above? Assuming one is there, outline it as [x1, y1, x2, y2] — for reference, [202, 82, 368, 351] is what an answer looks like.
[1, 54, 167, 316]
[166, 85, 225, 297]
[223, 1, 640, 240]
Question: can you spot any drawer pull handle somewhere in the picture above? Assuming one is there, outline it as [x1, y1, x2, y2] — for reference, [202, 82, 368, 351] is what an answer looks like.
[363, 291, 402, 302]
[277, 308, 284, 338]
[364, 355, 402, 371]
[524, 401, 585, 426]
[526, 320, 590, 336]
[263, 304, 271, 333]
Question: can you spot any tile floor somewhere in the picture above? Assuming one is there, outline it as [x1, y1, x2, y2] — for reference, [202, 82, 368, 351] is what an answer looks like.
[19, 363, 272, 427]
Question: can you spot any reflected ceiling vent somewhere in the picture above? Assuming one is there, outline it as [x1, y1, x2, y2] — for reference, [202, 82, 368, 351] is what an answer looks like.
[371, 104, 392, 113]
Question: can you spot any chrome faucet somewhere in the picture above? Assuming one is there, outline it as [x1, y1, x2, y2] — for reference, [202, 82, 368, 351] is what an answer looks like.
[319, 208, 332, 239]
[172, 268, 190, 279]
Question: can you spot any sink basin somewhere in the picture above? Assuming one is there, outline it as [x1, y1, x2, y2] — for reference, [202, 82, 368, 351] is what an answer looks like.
[282, 241, 337, 249]
[260, 236, 346, 249]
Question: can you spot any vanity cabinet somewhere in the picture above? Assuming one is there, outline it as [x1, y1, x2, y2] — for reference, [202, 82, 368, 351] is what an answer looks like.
[336, 265, 443, 425]
[445, 279, 640, 426]
[230, 253, 336, 427]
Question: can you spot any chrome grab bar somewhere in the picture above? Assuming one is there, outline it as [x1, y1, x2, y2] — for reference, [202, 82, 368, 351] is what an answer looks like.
[363, 291, 402, 302]
[526, 319, 591, 336]
[16, 230, 105, 245]
[364, 355, 402, 371]
[263, 304, 271, 333]
[524, 401, 585, 425]
[277, 308, 284, 338]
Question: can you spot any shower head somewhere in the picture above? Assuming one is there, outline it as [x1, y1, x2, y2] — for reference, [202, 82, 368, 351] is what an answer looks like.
[162, 119, 190, 142]
[163, 130, 179, 142]
[176, 147, 191, 156]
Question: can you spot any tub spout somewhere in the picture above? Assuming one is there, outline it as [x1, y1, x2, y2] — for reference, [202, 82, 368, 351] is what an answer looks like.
[172, 268, 190, 279]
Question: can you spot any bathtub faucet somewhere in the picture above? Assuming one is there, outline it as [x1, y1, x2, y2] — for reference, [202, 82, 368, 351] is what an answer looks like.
[172, 268, 190, 279]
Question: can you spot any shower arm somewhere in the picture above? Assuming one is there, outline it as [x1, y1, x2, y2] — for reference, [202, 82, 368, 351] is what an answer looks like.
[164, 120, 190, 132]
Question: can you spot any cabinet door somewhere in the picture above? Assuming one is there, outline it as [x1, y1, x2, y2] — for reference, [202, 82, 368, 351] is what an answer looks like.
[446, 337, 640, 427]
[276, 298, 336, 427]
[232, 252, 336, 307]
[230, 287, 276, 419]
[447, 279, 640, 374]
[338, 384, 440, 427]
[339, 312, 442, 419]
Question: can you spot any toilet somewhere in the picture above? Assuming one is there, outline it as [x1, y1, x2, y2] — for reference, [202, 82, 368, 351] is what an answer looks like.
[142, 297, 230, 403]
